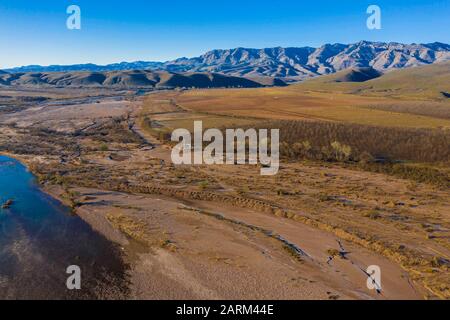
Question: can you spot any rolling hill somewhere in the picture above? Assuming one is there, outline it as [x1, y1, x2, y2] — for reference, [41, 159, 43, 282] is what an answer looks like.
[0, 70, 272, 89]
[3, 61, 163, 73]
[295, 61, 450, 100]
[326, 67, 382, 83]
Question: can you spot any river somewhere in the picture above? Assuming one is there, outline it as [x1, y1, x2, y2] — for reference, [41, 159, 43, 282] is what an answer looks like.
[0, 155, 128, 299]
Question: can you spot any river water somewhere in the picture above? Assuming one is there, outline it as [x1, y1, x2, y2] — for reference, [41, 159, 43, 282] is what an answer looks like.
[0, 155, 129, 299]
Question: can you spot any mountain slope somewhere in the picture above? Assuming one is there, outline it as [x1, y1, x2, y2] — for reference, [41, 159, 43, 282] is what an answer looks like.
[323, 67, 382, 83]
[163, 41, 450, 80]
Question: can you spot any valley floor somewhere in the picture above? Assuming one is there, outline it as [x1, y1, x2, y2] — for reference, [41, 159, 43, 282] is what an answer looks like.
[0, 88, 448, 299]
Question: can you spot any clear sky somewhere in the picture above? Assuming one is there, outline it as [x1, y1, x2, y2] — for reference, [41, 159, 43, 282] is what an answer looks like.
[0, 0, 449, 68]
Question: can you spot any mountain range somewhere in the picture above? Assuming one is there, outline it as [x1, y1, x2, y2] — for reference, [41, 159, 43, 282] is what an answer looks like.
[3, 41, 449, 81]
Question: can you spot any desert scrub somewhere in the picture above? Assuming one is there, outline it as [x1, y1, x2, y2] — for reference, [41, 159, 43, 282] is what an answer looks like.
[64, 189, 81, 210]
[358, 162, 450, 189]
[237, 185, 250, 195]
[326, 249, 341, 258]
[363, 210, 382, 220]
[99, 143, 109, 151]
[331, 141, 352, 162]
[107, 213, 151, 245]
[159, 239, 177, 252]
[81, 116, 143, 144]
[198, 180, 209, 190]
[276, 189, 295, 196]
[317, 193, 333, 202]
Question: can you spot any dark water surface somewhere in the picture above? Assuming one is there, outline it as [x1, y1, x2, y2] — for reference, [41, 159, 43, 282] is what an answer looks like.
[0, 155, 129, 299]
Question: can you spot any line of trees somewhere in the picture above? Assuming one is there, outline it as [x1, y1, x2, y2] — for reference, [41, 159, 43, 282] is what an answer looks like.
[250, 120, 449, 163]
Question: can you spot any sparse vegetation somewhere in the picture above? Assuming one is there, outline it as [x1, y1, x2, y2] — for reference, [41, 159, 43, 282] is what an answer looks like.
[364, 210, 382, 220]
[2, 66, 449, 300]
[198, 180, 209, 190]
[99, 143, 109, 152]
[326, 248, 340, 258]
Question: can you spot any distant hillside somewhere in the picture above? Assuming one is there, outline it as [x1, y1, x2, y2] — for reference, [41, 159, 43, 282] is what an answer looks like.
[4, 61, 163, 73]
[0, 70, 272, 89]
[4, 41, 449, 81]
[295, 61, 450, 100]
[328, 67, 382, 83]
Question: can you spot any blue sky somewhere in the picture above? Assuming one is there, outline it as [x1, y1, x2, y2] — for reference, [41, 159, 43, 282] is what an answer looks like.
[0, 0, 448, 68]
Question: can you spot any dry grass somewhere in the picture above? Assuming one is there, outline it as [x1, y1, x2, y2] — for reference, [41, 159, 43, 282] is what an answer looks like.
[175, 88, 450, 129]
[107, 212, 174, 250]
[140, 91, 259, 136]
[364, 101, 450, 120]
[294, 61, 450, 101]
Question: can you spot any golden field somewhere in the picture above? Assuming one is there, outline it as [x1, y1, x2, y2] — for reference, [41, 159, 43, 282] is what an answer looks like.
[171, 88, 450, 129]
